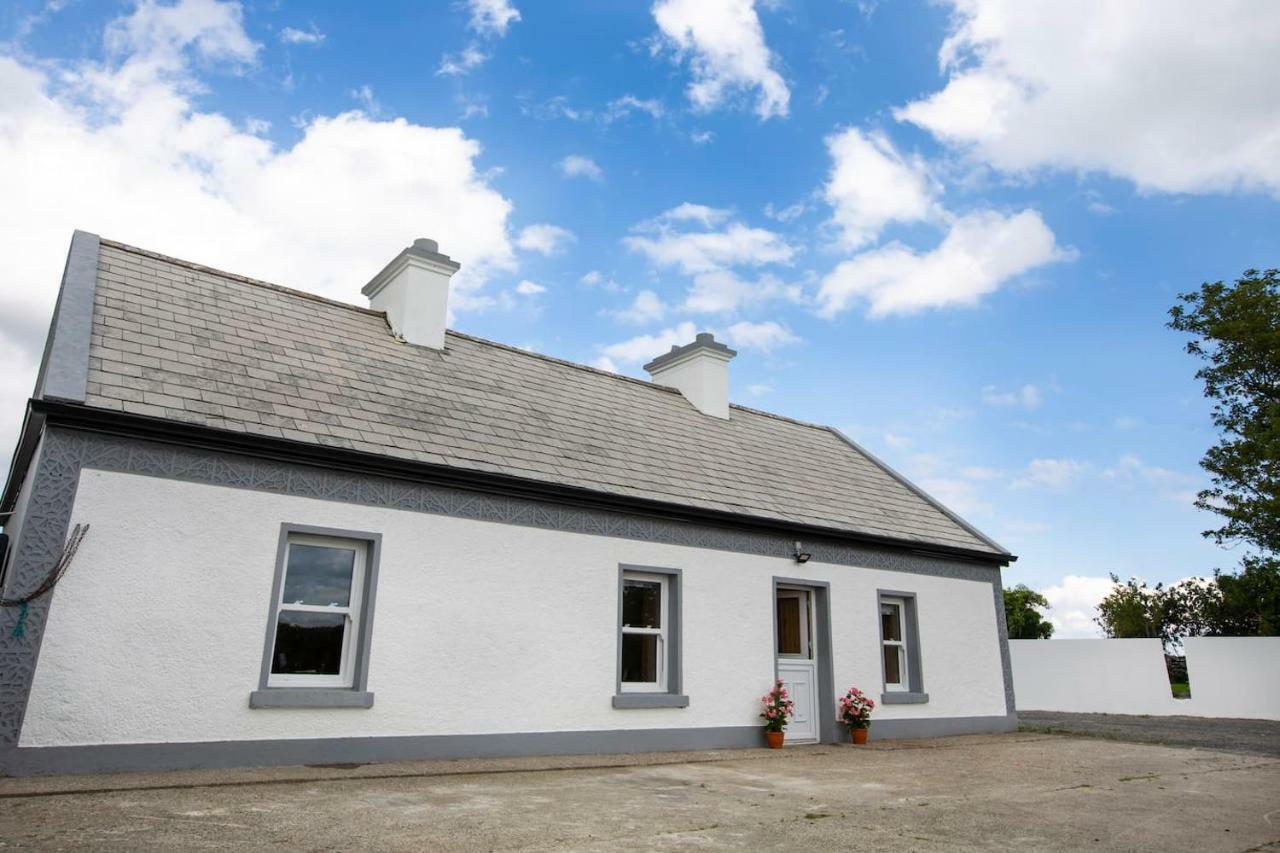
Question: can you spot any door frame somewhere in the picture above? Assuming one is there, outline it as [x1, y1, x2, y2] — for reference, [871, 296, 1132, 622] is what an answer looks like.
[771, 577, 837, 744]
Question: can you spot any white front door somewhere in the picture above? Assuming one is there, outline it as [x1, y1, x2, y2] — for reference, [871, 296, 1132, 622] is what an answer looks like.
[776, 588, 819, 743]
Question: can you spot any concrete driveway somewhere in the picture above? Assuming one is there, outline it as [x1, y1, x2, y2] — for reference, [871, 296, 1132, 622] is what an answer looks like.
[1020, 710, 1280, 758]
[1, 733, 1277, 851]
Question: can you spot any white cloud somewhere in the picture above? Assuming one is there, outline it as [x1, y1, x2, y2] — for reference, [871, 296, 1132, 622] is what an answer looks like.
[651, 0, 790, 119]
[722, 320, 799, 352]
[1101, 454, 1199, 504]
[981, 383, 1042, 409]
[1013, 458, 1085, 490]
[348, 84, 380, 114]
[279, 25, 325, 45]
[437, 43, 488, 76]
[1041, 575, 1115, 638]
[515, 279, 545, 295]
[467, 0, 520, 37]
[515, 223, 575, 256]
[763, 201, 805, 222]
[690, 129, 715, 145]
[600, 321, 699, 365]
[824, 128, 937, 249]
[0, 0, 519, 469]
[681, 270, 800, 314]
[604, 94, 664, 122]
[884, 432, 912, 449]
[103, 0, 259, 65]
[817, 209, 1070, 318]
[590, 355, 620, 373]
[627, 203, 798, 315]
[580, 270, 624, 292]
[895, 0, 1280, 195]
[747, 382, 774, 396]
[625, 221, 793, 275]
[606, 290, 667, 325]
[649, 202, 730, 229]
[558, 154, 603, 182]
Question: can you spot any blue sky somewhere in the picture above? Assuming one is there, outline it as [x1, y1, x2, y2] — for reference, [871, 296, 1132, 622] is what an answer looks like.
[2, 0, 1277, 635]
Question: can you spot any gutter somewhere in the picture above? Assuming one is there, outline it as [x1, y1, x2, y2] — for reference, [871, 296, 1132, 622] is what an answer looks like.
[17, 399, 1015, 567]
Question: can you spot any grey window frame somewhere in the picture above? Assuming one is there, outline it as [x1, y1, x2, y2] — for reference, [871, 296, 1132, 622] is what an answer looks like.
[250, 523, 382, 709]
[877, 589, 928, 705]
[613, 564, 688, 709]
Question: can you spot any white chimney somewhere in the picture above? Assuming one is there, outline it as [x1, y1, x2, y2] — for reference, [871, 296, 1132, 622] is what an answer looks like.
[644, 332, 737, 419]
[362, 238, 460, 350]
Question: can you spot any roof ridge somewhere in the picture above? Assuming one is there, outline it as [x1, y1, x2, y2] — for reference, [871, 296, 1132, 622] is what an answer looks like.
[99, 238, 385, 317]
[443, 329, 683, 396]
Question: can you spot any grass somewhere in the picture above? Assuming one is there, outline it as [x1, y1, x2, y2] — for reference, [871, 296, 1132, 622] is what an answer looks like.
[1170, 682, 1191, 699]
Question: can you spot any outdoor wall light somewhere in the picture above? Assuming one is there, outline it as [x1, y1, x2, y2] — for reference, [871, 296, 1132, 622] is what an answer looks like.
[793, 541, 812, 563]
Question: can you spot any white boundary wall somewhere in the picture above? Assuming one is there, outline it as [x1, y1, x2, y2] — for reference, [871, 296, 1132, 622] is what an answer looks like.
[1182, 637, 1280, 720]
[1011, 637, 1280, 720]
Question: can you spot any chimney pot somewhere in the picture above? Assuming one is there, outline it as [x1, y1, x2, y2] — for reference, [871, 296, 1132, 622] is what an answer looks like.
[362, 238, 461, 350]
[643, 332, 737, 419]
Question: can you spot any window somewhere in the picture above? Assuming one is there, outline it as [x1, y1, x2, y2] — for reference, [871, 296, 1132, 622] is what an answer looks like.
[269, 535, 366, 687]
[620, 572, 668, 691]
[614, 566, 687, 708]
[776, 589, 812, 658]
[252, 525, 381, 709]
[877, 591, 928, 704]
[880, 598, 908, 691]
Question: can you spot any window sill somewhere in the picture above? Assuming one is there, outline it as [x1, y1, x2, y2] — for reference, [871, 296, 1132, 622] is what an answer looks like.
[612, 693, 690, 709]
[880, 691, 929, 705]
[250, 689, 375, 709]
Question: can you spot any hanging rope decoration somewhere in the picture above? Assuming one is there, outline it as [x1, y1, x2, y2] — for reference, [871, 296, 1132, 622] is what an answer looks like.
[1, 524, 90, 639]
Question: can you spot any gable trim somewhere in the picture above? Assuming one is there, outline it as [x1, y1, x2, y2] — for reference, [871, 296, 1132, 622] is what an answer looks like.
[32, 231, 99, 405]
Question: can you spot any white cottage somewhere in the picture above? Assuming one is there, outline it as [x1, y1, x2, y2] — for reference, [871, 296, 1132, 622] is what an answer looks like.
[0, 232, 1016, 775]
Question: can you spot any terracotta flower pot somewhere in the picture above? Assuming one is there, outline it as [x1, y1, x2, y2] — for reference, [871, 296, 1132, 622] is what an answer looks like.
[851, 728, 869, 745]
[765, 730, 785, 749]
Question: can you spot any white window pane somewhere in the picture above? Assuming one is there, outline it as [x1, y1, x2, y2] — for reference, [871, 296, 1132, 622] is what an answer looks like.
[622, 579, 662, 629]
[272, 611, 346, 675]
[284, 544, 355, 606]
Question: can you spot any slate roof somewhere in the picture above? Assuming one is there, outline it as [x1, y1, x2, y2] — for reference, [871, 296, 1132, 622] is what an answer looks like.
[80, 239, 1008, 559]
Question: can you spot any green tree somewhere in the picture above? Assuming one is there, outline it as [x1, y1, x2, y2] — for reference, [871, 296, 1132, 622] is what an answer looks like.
[1094, 575, 1179, 647]
[1167, 269, 1280, 553]
[1202, 556, 1280, 636]
[1003, 584, 1054, 639]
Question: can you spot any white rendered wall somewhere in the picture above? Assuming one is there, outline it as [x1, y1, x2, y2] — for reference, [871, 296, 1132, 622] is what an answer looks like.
[21, 468, 1009, 747]
[1182, 637, 1280, 720]
[1011, 638, 1280, 720]
[1010, 639, 1180, 716]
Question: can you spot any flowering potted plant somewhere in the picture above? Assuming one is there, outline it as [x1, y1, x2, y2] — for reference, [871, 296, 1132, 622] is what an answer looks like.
[837, 686, 876, 744]
[759, 678, 795, 748]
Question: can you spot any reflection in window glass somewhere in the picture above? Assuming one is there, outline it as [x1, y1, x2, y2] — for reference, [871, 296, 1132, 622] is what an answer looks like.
[622, 580, 661, 628]
[776, 597, 802, 655]
[881, 605, 902, 642]
[883, 643, 902, 684]
[272, 611, 345, 675]
[621, 633, 658, 683]
[283, 544, 355, 606]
